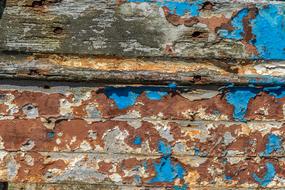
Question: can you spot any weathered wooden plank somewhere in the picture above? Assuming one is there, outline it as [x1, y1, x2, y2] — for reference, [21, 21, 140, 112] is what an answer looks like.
[0, 84, 285, 157]
[2, 54, 285, 85]
[1, 0, 285, 60]
[2, 83, 285, 122]
[3, 183, 267, 190]
[0, 118, 284, 158]
[0, 151, 284, 188]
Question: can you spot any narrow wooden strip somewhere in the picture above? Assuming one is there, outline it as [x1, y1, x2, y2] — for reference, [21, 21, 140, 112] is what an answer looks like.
[0, 151, 283, 188]
[0, 117, 284, 158]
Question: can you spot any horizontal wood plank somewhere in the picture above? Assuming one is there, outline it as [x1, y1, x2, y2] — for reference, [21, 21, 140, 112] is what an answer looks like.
[0, 0, 285, 60]
[0, 151, 283, 188]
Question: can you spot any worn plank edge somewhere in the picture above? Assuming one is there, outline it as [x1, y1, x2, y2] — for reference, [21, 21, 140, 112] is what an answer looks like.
[1, 53, 285, 85]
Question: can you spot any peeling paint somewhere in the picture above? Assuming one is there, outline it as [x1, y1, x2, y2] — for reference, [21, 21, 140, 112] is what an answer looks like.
[252, 162, 276, 187]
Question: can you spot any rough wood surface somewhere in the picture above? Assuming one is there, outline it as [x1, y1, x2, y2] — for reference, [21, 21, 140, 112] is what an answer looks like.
[1, 0, 285, 189]
[2, 53, 285, 85]
[0, 84, 284, 189]
[1, 0, 285, 60]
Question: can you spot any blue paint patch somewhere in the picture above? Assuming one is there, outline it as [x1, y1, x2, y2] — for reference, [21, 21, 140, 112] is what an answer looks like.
[128, 0, 204, 16]
[264, 86, 285, 99]
[224, 175, 233, 180]
[143, 161, 148, 169]
[105, 87, 140, 110]
[145, 91, 168, 100]
[173, 184, 188, 190]
[133, 136, 142, 145]
[194, 147, 200, 156]
[218, 5, 285, 60]
[134, 175, 142, 184]
[260, 134, 282, 157]
[158, 140, 172, 156]
[148, 140, 185, 183]
[47, 131, 55, 139]
[225, 87, 260, 121]
[168, 82, 177, 89]
[219, 8, 249, 40]
[251, 5, 285, 60]
[252, 162, 276, 187]
[105, 86, 171, 110]
[249, 76, 285, 86]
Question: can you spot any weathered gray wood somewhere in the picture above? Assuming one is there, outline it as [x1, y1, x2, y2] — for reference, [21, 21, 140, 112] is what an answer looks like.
[0, 0, 285, 60]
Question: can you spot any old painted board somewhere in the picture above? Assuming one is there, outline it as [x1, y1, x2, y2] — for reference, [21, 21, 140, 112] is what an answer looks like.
[0, 84, 284, 189]
[0, 0, 285, 60]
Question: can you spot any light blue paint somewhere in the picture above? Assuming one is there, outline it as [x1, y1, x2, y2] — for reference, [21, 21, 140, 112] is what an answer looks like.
[148, 140, 185, 183]
[158, 140, 172, 156]
[219, 8, 249, 40]
[134, 175, 142, 184]
[133, 136, 142, 145]
[252, 162, 276, 187]
[145, 91, 168, 100]
[249, 76, 285, 86]
[105, 87, 140, 110]
[225, 87, 260, 121]
[105, 86, 170, 110]
[218, 5, 285, 60]
[251, 5, 285, 60]
[128, 0, 204, 16]
[173, 184, 188, 190]
[168, 82, 177, 89]
[260, 134, 282, 157]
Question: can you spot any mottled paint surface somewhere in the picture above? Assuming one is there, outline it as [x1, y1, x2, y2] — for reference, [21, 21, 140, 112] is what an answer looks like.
[219, 5, 285, 59]
[252, 162, 276, 187]
[0, 84, 285, 188]
[123, 0, 285, 60]
[105, 86, 172, 109]
[128, 0, 203, 16]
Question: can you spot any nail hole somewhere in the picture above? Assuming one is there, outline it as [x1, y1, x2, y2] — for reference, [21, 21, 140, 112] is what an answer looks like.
[32, 0, 44, 7]
[193, 75, 202, 82]
[201, 1, 214, 11]
[192, 31, 203, 38]
[27, 105, 34, 110]
[43, 85, 50, 89]
[53, 27, 63, 35]
[28, 69, 39, 75]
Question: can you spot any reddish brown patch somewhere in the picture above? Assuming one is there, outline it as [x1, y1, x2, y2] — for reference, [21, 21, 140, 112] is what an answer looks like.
[163, 7, 199, 27]
[200, 15, 229, 32]
[14, 152, 67, 183]
[12, 91, 64, 116]
[0, 119, 47, 151]
[98, 161, 113, 174]
[121, 158, 141, 170]
[0, 104, 8, 115]
[246, 92, 284, 120]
